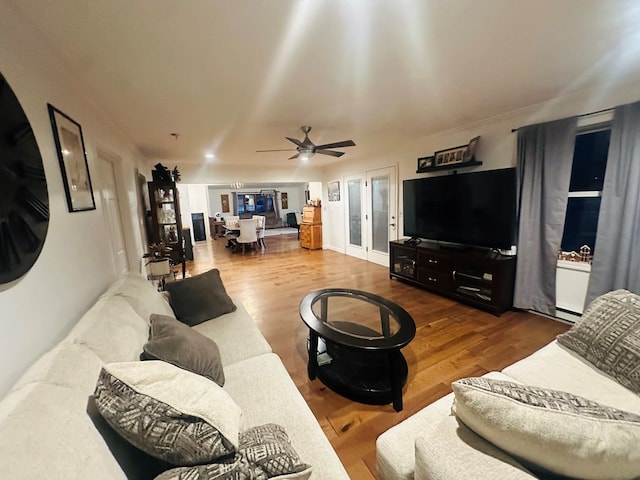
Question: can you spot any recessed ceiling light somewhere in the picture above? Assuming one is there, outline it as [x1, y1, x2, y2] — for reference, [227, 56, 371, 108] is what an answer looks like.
[205, 153, 215, 159]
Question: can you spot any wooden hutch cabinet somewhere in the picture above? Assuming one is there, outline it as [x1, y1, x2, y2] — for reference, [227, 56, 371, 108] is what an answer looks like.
[300, 205, 322, 250]
[147, 180, 185, 273]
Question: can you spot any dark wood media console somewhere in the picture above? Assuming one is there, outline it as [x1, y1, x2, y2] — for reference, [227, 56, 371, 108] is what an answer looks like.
[389, 240, 516, 315]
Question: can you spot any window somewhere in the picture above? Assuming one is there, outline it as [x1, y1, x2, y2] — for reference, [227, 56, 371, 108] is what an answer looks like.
[560, 127, 610, 256]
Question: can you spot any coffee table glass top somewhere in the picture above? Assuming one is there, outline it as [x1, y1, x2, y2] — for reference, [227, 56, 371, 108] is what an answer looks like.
[300, 288, 415, 349]
[310, 292, 400, 339]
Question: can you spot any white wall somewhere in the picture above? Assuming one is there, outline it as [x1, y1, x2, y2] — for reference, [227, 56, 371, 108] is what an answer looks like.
[0, 3, 149, 395]
[322, 82, 640, 252]
[176, 184, 209, 241]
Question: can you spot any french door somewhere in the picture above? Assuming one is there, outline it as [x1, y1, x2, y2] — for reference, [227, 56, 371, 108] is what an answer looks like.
[344, 166, 397, 266]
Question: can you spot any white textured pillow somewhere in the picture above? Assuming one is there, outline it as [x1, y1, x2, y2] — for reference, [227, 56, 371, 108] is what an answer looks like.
[452, 377, 640, 480]
[94, 361, 242, 465]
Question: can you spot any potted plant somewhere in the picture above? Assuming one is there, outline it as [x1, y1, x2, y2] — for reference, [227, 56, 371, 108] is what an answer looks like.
[143, 242, 173, 276]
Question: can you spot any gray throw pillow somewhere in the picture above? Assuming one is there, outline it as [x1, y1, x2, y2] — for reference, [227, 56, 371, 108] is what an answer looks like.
[556, 289, 640, 393]
[156, 423, 312, 480]
[141, 314, 225, 386]
[93, 361, 241, 466]
[165, 269, 237, 326]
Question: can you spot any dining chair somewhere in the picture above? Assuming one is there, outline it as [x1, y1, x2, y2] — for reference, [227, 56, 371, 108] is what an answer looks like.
[236, 218, 258, 254]
[223, 215, 240, 249]
[286, 212, 300, 239]
[252, 215, 266, 249]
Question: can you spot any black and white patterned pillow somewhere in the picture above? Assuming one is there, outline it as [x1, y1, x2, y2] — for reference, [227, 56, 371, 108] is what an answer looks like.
[156, 424, 312, 480]
[557, 289, 640, 393]
[94, 361, 241, 466]
[452, 377, 640, 480]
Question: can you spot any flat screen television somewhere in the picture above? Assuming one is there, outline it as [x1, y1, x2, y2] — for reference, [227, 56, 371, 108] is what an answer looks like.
[403, 168, 517, 249]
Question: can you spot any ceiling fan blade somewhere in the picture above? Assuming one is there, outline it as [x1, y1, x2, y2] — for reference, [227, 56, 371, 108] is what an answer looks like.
[288, 152, 301, 160]
[315, 140, 355, 150]
[256, 148, 296, 152]
[316, 149, 345, 157]
[285, 136, 305, 147]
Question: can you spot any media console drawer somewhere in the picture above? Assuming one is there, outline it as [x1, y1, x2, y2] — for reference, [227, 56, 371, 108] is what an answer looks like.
[416, 268, 452, 290]
[417, 250, 452, 273]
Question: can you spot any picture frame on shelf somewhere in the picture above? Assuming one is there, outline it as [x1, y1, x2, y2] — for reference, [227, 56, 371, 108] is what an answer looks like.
[465, 135, 480, 162]
[416, 156, 434, 173]
[48, 104, 96, 212]
[434, 144, 468, 167]
[418, 136, 482, 172]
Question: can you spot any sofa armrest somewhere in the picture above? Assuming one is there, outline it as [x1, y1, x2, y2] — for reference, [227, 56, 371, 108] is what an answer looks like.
[414, 415, 536, 480]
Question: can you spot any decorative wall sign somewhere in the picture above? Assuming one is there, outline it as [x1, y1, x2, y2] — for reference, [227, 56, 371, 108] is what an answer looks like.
[0, 73, 50, 285]
[47, 104, 96, 212]
[221, 194, 230, 213]
[281, 192, 288, 209]
[417, 136, 481, 173]
[328, 181, 340, 201]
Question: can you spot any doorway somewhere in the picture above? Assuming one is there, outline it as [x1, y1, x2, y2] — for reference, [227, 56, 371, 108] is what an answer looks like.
[96, 150, 129, 276]
[344, 166, 397, 266]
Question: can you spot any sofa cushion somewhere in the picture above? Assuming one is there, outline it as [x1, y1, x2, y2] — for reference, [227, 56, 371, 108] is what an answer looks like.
[165, 269, 237, 326]
[502, 340, 640, 415]
[414, 415, 538, 480]
[66, 296, 149, 363]
[192, 299, 272, 366]
[0, 382, 128, 480]
[376, 371, 516, 480]
[156, 424, 312, 480]
[94, 361, 241, 465]
[451, 377, 640, 480]
[103, 272, 176, 322]
[223, 353, 349, 478]
[141, 314, 225, 386]
[12, 343, 104, 395]
[556, 289, 640, 394]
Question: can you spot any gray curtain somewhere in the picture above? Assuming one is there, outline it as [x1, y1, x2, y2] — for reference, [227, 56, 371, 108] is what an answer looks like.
[513, 117, 578, 315]
[585, 101, 640, 305]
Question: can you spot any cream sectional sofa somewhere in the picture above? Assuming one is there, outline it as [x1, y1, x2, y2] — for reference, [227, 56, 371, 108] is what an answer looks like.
[0, 272, 349, 479]
[377, 290, 640, 480]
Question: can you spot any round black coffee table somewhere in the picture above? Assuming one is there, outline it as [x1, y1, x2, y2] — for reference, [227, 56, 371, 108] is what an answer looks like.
[299, 288, 416, 411]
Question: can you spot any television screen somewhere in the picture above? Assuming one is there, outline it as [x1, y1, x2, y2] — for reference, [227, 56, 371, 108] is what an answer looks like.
[403, 168, 517, 249]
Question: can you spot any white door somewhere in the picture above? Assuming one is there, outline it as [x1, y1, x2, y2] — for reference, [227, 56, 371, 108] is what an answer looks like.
[344, 174, 366, 260]
[97, 152, 129, 276]
[344, 166, 397, 266]
[366, 166, 397, 266]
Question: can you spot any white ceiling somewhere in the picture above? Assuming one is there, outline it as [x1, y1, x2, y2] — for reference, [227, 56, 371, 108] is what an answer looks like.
[11, 0, 640, 166]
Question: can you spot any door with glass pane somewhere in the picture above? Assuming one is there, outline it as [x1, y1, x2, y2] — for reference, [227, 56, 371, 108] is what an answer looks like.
[344, 167, 397, 265]
[366, 167, 397, 266]
[345, 174, 366, 260]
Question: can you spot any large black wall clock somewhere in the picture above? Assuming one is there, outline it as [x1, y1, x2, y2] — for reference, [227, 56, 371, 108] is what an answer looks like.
[0, 73, 49, 285]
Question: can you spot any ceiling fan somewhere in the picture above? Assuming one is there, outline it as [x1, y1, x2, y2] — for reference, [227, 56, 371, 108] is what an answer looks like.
[257, 126, 356, 160]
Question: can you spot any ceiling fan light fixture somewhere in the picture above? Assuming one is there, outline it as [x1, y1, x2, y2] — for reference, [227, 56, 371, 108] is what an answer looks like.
[299, 150, 314, 161]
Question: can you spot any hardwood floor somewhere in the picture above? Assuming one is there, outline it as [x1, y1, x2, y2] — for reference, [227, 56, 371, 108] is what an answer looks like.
[185, 233, 570, 479]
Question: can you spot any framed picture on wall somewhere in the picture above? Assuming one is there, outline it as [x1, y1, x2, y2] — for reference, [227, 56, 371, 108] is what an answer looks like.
[328, 181, 340, 201]
[48, 104, 96, 212]
[281, 192, 288, 209]
[221, 194, 230, 213]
